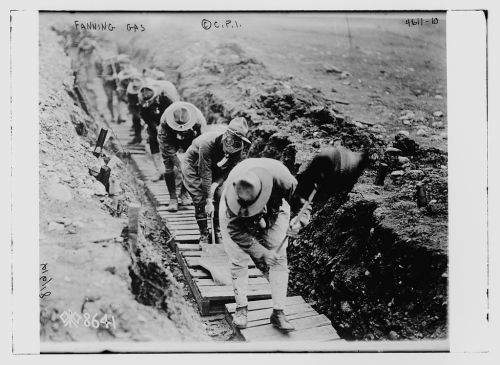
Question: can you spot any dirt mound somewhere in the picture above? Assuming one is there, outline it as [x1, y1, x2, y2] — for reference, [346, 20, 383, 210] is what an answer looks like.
[288, 184, 447, 340]
[40, 20, 209, 342]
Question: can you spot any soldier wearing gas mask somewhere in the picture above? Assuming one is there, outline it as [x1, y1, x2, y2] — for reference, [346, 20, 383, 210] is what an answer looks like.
[138, 80, 180, 181]
[181, 117, 251, 244]
[159, 101, 207, 212]
[124, 72, 143, 145]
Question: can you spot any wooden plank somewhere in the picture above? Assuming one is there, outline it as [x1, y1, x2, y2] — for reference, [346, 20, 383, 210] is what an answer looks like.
[242, 317, 338, 342]
[245, 310, 318, 328]
[226, 296, 305, 313]
[241, 314, 331, 340]
[177, 243, 201, 251]
[189, 267, 263, 279]
[185, 256, 232, 267]
[175, 249, 210, 315]
[160, 211, 196, 217]
[175, 235, 200, 242]
[163, 217, 197, 222]
[182, 251, 222, 257]
[167, 223, 199, 230]
[159, 214, 196, 220]
[158, 205, 195, 210]
[200, 284, 271, 294]
[200, 287, 271, 301]
[195, 277, 268, 286]
[183, 254, 256, 269]
[244, 302, 316, 322]
[169, 229, 200, 236]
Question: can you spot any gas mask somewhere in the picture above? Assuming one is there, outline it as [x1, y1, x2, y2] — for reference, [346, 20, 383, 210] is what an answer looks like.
[139, 88, 158, 109]
[217, 132, 244, 168]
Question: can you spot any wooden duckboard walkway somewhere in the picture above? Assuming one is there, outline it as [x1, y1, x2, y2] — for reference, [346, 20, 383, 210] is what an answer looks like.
[225, 296, 342, 342]
[106, 120, 341, 341]
[108, 122, 271, 315]
[176, 243, 271, 315]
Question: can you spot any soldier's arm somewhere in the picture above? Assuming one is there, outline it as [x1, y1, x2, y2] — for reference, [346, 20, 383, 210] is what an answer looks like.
[158, 124, 169, 163]
[195, 108, 208, 133]
[227, 217, 268, 260]
[198, 140, 214, 199]
[275, 166, 298, 204]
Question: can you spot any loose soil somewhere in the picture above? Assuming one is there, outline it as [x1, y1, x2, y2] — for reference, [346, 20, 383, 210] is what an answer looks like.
[39, 19, 211, 342]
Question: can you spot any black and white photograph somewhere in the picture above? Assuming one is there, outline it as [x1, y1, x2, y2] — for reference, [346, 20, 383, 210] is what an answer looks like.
[6, 6, 492, 356]
[37, 10, 449, 349]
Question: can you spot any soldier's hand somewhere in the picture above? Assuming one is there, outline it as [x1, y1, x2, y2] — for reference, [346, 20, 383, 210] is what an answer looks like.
[205, 200, 215, 216]
[263, 250, 279, 266]
[288, 203, 312, 237]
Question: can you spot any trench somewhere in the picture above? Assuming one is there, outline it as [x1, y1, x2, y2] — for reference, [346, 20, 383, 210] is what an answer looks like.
[163, 40, 448, 341]
[57, 25, 448, 341]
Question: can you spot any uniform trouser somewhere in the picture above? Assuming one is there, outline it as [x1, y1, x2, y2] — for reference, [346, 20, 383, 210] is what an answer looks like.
[220, 200, 290, 310]
[145, 122, 160, 155]
[103, 82, 116, 120]
[131, 113, 142, 138]
[161, 142, 181, 175]
[180, 158, 223, 237]
[159, 143, 188, 201]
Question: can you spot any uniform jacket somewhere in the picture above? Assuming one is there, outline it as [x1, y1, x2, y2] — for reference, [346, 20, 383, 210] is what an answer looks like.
[293, 146, 368, 210]
[184, 132, 243, 198]
[139, 80, 180, 126]
[223, 158, 297, 257]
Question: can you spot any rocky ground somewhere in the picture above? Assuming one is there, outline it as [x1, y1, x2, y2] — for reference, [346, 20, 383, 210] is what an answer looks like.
[41, 12, 448, 342]
[39, 20, 211, 342]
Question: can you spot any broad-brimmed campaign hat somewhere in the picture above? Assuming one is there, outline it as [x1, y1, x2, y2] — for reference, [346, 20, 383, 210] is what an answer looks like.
[161, 101, 199, 132]
[225, 167, 273, 217]
[126, 76, 143, 95]
[226, 117, 251, 144]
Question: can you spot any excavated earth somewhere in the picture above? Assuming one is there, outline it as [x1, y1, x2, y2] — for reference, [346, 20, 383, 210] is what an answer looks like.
[39, 20, 211, 343]
[43, 13, 448, 342]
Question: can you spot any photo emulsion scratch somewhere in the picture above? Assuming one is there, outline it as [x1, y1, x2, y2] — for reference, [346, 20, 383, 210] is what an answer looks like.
[37, 11, 448, 351]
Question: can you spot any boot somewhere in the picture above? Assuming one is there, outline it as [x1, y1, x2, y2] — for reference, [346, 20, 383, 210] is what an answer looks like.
[233, 306, 248, 329]
[195, 204, 209, 243]
[164, 172, 178, 212]
[151, 153, 165, 182]
[128, 136, 142, 145]
[179, 185, 191, 206]
[268, 269, 294, 331]
[199, 233, 209, 245]
[270, 309, 295, 332]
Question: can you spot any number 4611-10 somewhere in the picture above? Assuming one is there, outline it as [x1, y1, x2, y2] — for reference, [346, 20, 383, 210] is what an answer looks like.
[405, 18, 439, 26]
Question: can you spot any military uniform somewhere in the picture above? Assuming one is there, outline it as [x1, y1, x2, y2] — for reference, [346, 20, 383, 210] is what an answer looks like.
[182, 131, 243, 238]
[100, 55, 130, 123]
[158, 101, 207, 211]
[293, 146, 369, 210]
[138, 80, 180, 156]
[219, 158, 297, 331]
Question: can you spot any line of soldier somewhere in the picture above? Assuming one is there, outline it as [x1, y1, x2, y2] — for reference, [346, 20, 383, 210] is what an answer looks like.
[90, 49, 370, 333]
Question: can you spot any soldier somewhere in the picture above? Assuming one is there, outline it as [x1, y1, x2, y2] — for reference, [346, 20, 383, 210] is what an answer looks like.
[159, 101, 207, 212]
[138, 79, 180, 181]
[288, 145, 369, 235]
[100, 54, 131, 124]
[125, 72, 144, 145]
[76, 38, 100, 84]
[181, 117, 251, 244]
[219, 158, 302, 331]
